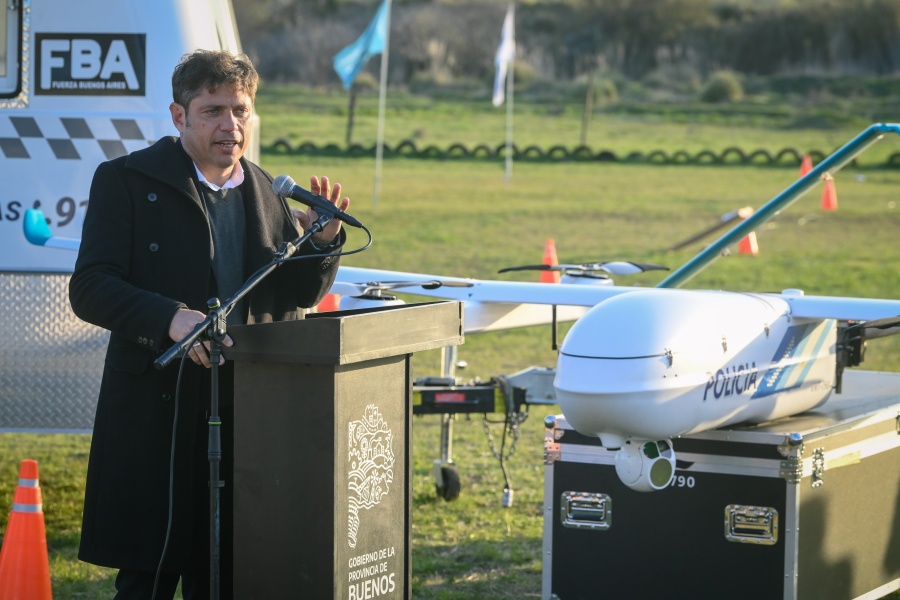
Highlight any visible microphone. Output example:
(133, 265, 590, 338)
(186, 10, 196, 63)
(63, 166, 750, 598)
(272, 174, 363, 228)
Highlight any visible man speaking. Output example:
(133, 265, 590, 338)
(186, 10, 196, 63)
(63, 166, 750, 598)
(70, 49, 349, 599)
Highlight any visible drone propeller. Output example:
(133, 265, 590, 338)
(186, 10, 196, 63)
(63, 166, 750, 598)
(498, 261, 669, 277)
(334, 279, 473, 298)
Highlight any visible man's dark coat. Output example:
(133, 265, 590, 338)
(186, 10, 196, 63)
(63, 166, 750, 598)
(70, 136, 342, 571)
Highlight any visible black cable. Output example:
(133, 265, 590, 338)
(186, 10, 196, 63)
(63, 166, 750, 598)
(487, 376, 518, 495)
(242, 224, 373, 284)
(500, 377, 515, 495)
(151, 350, 190, 600)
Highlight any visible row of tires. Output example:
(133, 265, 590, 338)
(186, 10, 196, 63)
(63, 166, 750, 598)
(268, 139, 900, 166)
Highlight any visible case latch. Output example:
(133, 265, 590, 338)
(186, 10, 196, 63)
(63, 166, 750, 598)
(544, 415, 561, 464)
(560, 492, 612, 531)
(811, 447, 826, 487)
(724, 504, 779, 545)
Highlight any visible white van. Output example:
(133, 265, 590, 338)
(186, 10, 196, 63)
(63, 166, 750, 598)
(0, 0, 255, 430)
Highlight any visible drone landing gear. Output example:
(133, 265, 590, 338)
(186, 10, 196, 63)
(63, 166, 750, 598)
(415, 349, 529, 507)
(417, 395, 521, 505)
(431, 412, 460, 501)
(433, 462, 461, 501)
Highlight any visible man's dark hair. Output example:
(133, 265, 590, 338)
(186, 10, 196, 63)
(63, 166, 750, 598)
(171, 50, 259, 109)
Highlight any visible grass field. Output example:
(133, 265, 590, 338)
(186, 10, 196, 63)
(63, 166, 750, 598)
(1, 86, 900, 598)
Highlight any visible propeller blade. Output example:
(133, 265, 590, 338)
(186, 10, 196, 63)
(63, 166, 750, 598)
(329, 282, 372, 296)
(376, 280, 473, 290)
(497, 264, 555, 273)
(499, 261, 669, 276)
(589, 261, 669, 275)
(627, 262, 670, 272)
(419, 280, 474, 289)
(332, 279, 474, 296)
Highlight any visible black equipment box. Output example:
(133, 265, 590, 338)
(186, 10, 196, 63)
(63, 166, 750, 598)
(413, 383, 526, 415)
(542, 370, 900, 600)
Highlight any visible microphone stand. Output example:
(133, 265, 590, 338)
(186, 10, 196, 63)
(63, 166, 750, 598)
(154, 213, 335, 600)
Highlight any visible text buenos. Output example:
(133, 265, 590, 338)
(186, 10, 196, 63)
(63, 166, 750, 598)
(348, 573, 396, 600)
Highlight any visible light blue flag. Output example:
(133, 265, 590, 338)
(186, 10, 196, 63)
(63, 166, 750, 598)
(333, 0, 390, 90)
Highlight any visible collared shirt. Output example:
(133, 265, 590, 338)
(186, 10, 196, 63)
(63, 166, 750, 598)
(195, 161, 245, 191)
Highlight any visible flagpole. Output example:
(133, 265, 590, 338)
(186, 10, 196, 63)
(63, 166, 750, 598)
(373, 0, 392, 208)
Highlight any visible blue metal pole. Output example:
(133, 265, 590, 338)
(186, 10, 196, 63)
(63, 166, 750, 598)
(657, 123, 900, 289)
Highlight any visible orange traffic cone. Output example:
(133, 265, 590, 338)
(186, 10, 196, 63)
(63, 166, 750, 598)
(315, 293, 341, 312)
(541, 239, 561, 284)
(0, 460, 52, 600)
(799, 154, 813, 177)
(735, 209, 759, 256)
(821, 173, 838, 211)
(738, 232, 759, 255)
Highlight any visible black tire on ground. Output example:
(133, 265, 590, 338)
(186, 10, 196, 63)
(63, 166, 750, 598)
(435, 465, 461, 501)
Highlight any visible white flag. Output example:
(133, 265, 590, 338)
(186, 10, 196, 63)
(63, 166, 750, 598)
(492, 4, 515, 107)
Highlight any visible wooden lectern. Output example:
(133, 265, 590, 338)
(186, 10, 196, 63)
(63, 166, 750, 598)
(224, 301, 463, 599)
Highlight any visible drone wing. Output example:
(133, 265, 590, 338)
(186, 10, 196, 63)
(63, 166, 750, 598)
(335, 267, 900, 334)
(770, 291, 900, 322)
(335, 266, 633, 306)
(334, 266, 636, 333)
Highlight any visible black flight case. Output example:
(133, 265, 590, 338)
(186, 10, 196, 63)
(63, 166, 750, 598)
(542, 370, 900, 600)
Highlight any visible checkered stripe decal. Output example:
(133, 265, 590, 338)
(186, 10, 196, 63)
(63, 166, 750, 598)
(0, 116, 156, 161)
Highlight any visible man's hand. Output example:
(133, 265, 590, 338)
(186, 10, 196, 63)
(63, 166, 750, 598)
(168, 308, 233, 368)
(292, 175, 350, 245)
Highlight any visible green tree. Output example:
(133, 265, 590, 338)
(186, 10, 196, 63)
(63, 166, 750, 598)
(591, 0, 711, 78)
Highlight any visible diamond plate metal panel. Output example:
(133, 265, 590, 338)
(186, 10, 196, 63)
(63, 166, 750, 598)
(0, 273, 106, 431)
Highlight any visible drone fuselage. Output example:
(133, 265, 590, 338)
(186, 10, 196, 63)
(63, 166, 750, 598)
(554, 289, 837, 449)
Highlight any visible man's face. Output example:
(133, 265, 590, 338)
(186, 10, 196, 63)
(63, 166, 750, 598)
(170, 84, 253, 185)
